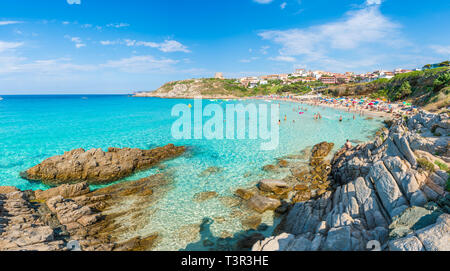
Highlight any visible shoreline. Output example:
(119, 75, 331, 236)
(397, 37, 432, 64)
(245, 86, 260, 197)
(248, 96, 394, 120)
(133, 94, 396, 120)
(1, 96, 448, 251)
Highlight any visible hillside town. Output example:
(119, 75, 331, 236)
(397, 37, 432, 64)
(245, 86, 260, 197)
(230, 62, 447, 88)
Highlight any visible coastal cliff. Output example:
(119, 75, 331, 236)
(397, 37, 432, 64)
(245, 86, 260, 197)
(133, 78, 248, 99)
(252, 111, 450, 251)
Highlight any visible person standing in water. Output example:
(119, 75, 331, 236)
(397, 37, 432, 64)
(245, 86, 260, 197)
(339, 116, 343, 122)
(345, 139, 352, 150)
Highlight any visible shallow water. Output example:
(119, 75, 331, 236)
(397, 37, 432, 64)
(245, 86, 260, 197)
(0, 95, 384, 250)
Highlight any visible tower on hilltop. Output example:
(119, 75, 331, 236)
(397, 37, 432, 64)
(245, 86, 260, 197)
(214, 72, 224, 79)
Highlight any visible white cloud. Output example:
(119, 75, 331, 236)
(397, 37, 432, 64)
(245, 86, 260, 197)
(260, 45, 270, 55)
(259, 4, 404, 69)
(0, 38, 183, 77)
(102, 55, 178, 73)
(0, 53, 178, 75)
(70, 37, 82, 43)
(0, 41, 23, 53)
(102, 39, 190, 53)
(124, 39, 136, 46)
(67, 0, 81, 5)
(366, 0, 382, 6)
(65, 35, 86, 48)
(0, 52, 97, 75)
(0, 21, 23, 26)
(430, 45, 450, 55)
(100, 40, 117, 45)
(137, 40, 190, 53)
(107, 23, 130, 28)
(280, 2, 287, 9)
(253, 0, 273, 4)
(240, 57, 260, 63)
(269, 56, 296, 62)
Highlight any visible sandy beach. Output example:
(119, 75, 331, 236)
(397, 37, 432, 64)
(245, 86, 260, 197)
(247, 95, 396, 120)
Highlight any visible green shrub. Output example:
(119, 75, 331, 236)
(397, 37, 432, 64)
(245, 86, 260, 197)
(417, 158, 436, 172)
(434, 160, 449, 172)
(434, 72, 450, 91)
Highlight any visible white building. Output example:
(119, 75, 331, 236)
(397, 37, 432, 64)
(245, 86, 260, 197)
(292, 68, 308, 77)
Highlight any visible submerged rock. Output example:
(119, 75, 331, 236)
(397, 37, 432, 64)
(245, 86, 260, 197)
(234, 188, 254, 200)
(277, 159, 289, 168)
(262, 164, 278, 172)
(21, 144, 186, 186)
(247, 195, 281, 213)
(258, 179, 290, 195)
(241, 215, 262, 230)
(198, 167, 222, 177)
(35, 182, 90, 201)
(193, 191, 218, 202)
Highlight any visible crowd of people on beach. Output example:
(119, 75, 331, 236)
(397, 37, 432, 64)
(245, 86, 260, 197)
(252, 94, 418, 119)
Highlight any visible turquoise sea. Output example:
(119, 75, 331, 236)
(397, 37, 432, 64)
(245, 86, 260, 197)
(0, 95, 384, 250)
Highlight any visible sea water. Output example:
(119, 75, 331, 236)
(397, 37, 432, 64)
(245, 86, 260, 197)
(0, 95, 384, 250)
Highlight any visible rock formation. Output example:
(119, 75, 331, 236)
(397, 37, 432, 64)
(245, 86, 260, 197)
(2, 111, 449, 251)
(1, 173, 174, 251)
(253, 111, 449, 251)
(20, 144, 186, 186)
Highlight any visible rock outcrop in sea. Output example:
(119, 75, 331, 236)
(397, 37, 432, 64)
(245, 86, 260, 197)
(20, 144, 186, 186)
(253, 111, 449, 251)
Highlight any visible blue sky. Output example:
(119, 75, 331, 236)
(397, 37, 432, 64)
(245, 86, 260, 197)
(0, 0, 449, 94)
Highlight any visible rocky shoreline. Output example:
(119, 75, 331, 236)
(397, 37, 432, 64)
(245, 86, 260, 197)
(1, 144, 186, 251)
(0, 173, 173, 251)
(252, 110, 449, 251)
(1, 112, 448, 251)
